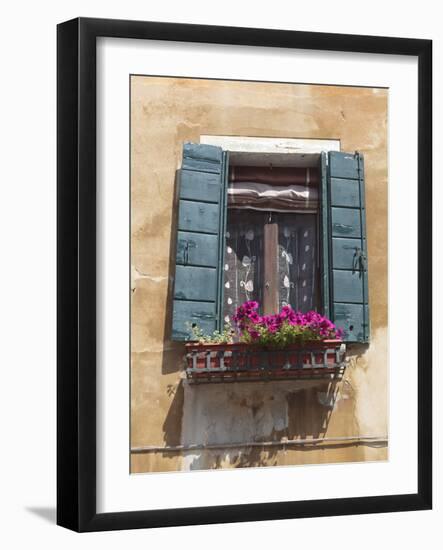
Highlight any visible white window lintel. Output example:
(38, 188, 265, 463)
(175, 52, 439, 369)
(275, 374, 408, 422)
(200, 135, 340, 155)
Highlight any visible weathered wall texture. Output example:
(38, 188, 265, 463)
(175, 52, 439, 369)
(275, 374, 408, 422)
(130, 76, 388, 473)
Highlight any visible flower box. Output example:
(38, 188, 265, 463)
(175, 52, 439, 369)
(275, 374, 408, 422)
(185, 340, 345, 383)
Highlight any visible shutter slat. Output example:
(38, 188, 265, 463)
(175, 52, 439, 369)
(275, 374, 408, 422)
(172, 300, 217, 340)
(323, 151, 370, 343)
(334, 303, 365, 342)
(182, 143, 223, 173)
(332, 237, 367, 270)
(180, 170, 221, 203)
(329, 152, 360, 179)
(333, 270, 364, 303)
(330, 177, 360, 207)
(174, 266, 217, 302)
(178, 200, 220, 234)
(176, 231, 219, 267)
(171, 143, 226, 341)
(331, 207, 361, 238)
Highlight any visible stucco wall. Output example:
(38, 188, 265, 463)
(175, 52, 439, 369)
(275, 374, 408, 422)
(130, 76, 388, 473)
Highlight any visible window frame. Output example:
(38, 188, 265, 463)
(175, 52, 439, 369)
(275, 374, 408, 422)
(172, 139, 369, 343)
(223, 189, 322, 318)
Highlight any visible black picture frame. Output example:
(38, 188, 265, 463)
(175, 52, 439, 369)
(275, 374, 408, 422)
(57, 17, 432, 532)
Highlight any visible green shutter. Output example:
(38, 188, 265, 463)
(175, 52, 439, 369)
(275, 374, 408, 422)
(171, 143, 228, 341)
(321, 151, 369, 343)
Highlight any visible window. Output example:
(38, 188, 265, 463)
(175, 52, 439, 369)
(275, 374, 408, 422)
(223, 162, 321, 321)
(172, 142, 369, 343)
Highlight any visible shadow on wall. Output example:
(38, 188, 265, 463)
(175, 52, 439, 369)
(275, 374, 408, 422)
(346, 342, 370, 367)
(178, 379, 345, 471)
(161, 169, 185, 375)
(286, 382, 338, 440)
(162, 379, 184, 447)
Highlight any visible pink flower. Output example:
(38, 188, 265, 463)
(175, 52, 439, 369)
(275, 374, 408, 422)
(232, 301, 342, 344)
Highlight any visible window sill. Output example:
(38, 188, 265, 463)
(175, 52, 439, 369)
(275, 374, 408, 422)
(184, 340, 346, 384)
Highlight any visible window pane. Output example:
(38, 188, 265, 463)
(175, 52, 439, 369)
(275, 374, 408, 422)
(223, 210, 266, 323)
(277, 213, 319, 312)
(223, 210, 319, 321)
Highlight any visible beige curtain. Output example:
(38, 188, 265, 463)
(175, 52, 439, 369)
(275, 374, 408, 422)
(227, 166, 319, 212)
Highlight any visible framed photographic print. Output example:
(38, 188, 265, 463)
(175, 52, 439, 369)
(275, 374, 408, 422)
(57, 17, 432, 531)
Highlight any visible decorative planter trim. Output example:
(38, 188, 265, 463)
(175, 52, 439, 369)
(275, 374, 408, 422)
(185, 340, 346, 383)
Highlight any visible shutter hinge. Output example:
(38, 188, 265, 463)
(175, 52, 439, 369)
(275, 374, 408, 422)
(353, 247, 367, 274)
(355, 151, 361, 179)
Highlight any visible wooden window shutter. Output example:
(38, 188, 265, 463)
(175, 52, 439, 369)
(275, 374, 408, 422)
(320, 151, 370, 342)
(171, 143, 228, 340)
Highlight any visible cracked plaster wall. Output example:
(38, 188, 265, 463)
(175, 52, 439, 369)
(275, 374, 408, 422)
(130, 76, 388, 473)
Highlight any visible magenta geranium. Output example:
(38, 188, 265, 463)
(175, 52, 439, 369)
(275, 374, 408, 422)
(233, 301, 343, 347)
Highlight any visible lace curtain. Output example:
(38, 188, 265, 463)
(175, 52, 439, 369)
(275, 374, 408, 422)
(277, 212, 319, 312)
(223, 210, 318, 323)
(223, 210, 264, 324)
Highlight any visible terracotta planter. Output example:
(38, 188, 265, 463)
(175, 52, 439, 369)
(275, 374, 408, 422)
(184, 340, 345, 382)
